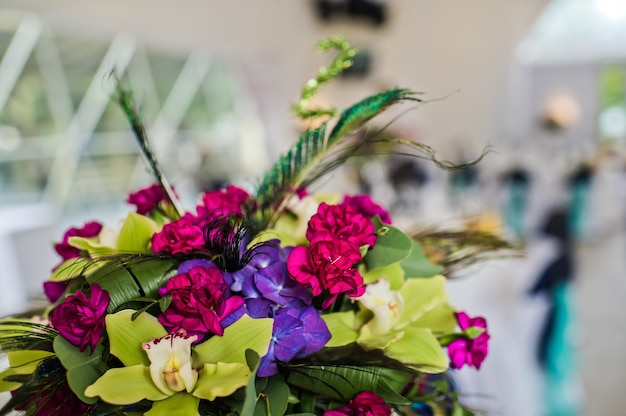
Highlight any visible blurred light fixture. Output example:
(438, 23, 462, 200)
(542, 91, 581, 132)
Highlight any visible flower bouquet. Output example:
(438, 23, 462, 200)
(0, 37, 504, 416)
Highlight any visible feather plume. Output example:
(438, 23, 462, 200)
(253, 88, 423, 229)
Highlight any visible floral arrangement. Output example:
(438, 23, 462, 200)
(0, 37, 504, 416)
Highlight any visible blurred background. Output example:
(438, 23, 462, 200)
(0, 0, 625, 415)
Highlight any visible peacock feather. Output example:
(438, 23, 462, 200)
(253, 88, 424, 229)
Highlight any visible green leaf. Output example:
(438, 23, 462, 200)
(194, 316, 272, 365)
(259, 373, 290, 416)
(84, 364, 169, 404)
(361, 262, 405, 290)
(287, 366, 380, 401)
(240, 350, 260, 416)
(400, 240, 443, 278)
(116, 212, 158, 252)
(364, 217, 413, 270)
(193, 362, 250, 401)
(85, 263, 142, 313)
(322, 312, 358, 347)
(383, 327, 448, 373)
(53, 336, 105, 404)
(106, 309, 167, 367)
(129, 259, 177, 298)
(375, 378, 411, 405)
(145, 393, 200, 416)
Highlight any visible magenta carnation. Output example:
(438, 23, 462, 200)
(324, 391, 391, 416)
(43, 280, 70, 303)
(158, 263, 244, 339)
(287, 238, 365, 308)
(127, 184, 167, 215)
(342, 194, 392, 224)
(151, 213, 205, 254)
(448, 311, 490, 370)
(49, 284, 110, 352)
(197, 185, 251, 219)
(54, 221, 102, 262)
(306, 203, 376, 249)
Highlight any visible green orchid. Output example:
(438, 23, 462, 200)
(84, 310, 272, 415)
(323, 275, 457, 373)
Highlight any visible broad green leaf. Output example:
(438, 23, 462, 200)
(413, 302, 457, 332)
(400, 240, 443, 278)
(193, 362, 250, 401)
(146, 392, 200, 416)
(322, 312, 358, 347)
(364, 217, 412, 270)
(53, 336, 104, 404)
(397, 275, 448, 329)
(106, 310, 167, 367)
(116, 212, 158, 252)
(258, 373, 290, 416)
(376, 377, 411, 405)
(287, 365, 381, 401)
(361, 262, 405, 290)
(86, 265, 142, 313)
(84, 364, 168, 404)
(194, 316, 272, 365)
(129, 259, 177, 298)
(384, 327, 448, 373)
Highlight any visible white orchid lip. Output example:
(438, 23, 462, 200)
(142, 330, 199, 395)
(358, 278, 404, 335)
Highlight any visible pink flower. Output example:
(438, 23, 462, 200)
(342, 194, 392, 224)
(151, 213, 205, 254)
(127, 184, 168, 215)
(287, 238, 365, 309)
(54, 221, 102, 261)
(49, 284, 110, 352)
(448, 311, 490, 370)
(324, 391, 391, 416)
(158, 263, 244, 339)
(196, 185, 251, 219)
(43, 280, 70, 303)
(306, 203, 376, 249)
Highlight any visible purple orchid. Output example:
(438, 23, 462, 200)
(257, 305, 331, 377)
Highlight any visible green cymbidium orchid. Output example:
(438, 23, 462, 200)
(84, 310, 272, 416)
(323, 275, 457, 373)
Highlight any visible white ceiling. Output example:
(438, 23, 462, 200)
(518, 0, 626, 65)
